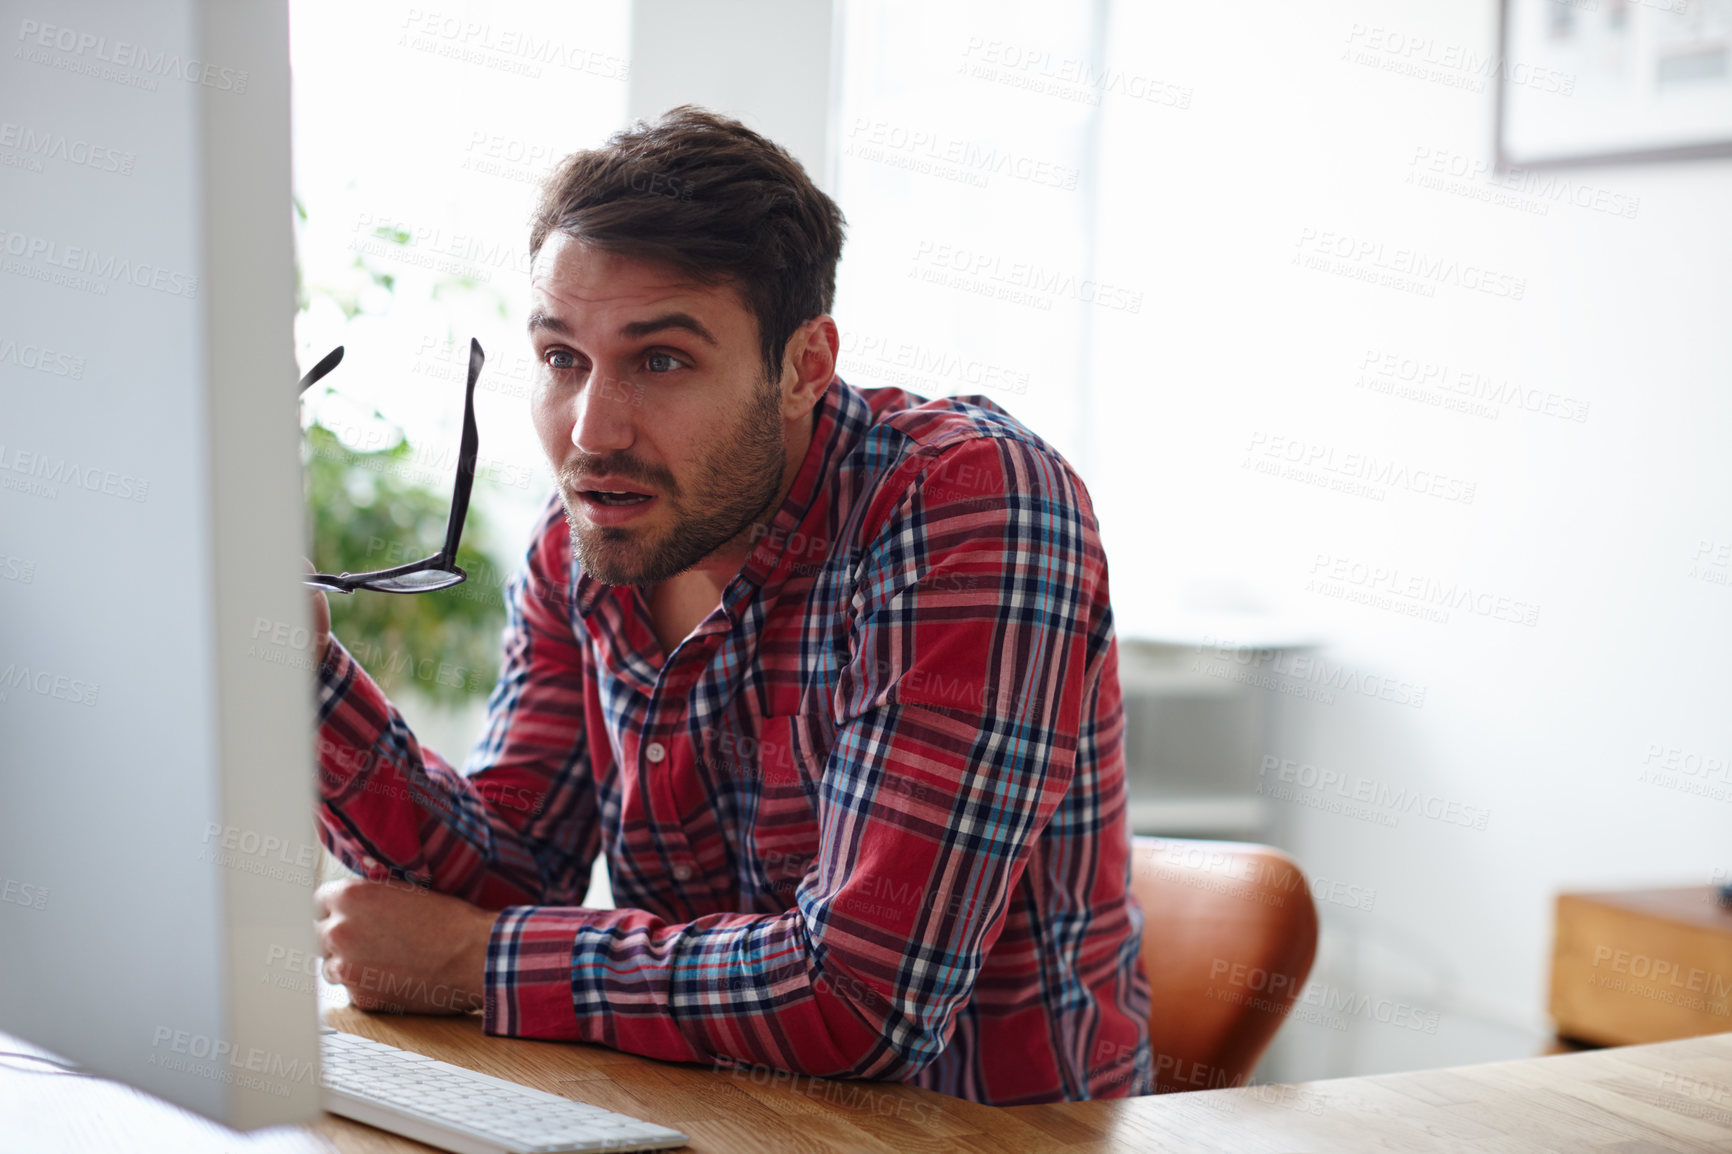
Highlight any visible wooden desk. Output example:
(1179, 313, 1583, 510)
(6, 1009, 1732, 1153)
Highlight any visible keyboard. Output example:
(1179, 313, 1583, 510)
(319, 1028, 689, 1154)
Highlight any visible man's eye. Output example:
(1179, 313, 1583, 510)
(645, 352, 685, 373)
(546, 349, 577, 371)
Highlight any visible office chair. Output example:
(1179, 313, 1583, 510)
(1129, 836, 1320, 1094)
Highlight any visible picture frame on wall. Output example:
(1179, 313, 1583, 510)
(1498, 0, 1732, 168)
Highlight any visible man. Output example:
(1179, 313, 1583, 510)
(310, 106, 1151, 1105)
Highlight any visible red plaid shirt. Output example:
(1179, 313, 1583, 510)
(313, 376, 1152, 1104)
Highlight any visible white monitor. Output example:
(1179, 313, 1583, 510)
(0, 0, 320, 1128)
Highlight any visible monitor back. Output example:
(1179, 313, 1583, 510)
(0, 0, 320, 1128)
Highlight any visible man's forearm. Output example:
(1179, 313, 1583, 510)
(481, 902, 911, 1080)
(314, 638, 561, 909)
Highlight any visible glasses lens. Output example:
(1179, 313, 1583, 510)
(364, 569, 466, 593)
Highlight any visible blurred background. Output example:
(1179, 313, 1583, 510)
(288, 0, 1732, 1085)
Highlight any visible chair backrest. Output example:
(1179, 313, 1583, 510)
(1128, 836, 1319, 1094)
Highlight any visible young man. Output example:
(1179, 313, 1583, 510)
(310, 106, 1152, 1105)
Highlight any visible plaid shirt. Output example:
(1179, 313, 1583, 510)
(313, 376, 1152, 1104)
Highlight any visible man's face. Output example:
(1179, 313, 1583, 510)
(527, 234, 789, 587)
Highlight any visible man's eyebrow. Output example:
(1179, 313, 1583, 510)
(526, 310, 571, 337)
(618, 312, 719, 346)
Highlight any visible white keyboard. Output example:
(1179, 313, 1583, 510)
(319, 1028, 688, 1154)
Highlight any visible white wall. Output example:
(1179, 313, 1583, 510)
(1082, 0, 1732, 1076)
(628, 0, 836, 187)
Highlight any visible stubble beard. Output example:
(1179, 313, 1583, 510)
(560, 377, 787, 587)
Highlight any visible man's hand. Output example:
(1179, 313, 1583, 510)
(304, 559, 331, 666)
(314, 877, 495, 1015)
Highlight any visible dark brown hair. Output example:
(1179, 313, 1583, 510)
(530, 106, 847, 383)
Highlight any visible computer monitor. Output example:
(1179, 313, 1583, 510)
(0, 0, 321, 1128)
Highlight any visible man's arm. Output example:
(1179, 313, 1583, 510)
(314, 500, 599, 911)
(484, 434, 1108, 1079)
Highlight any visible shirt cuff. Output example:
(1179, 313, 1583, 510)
(483, 906, 587, 1041)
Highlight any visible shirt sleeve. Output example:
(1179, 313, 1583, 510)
(485, 434, 1106, 1080)
(314, 499, 599, 910)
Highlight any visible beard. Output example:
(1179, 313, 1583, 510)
(557, 376, 787, 587)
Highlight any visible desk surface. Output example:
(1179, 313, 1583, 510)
(5, 1008, 1732, 1153)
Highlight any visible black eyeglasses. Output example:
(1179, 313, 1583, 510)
(298, 339, 484, 594)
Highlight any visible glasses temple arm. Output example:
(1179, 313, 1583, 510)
(438, 338, 483, 562)
(298, 346, 345, 395)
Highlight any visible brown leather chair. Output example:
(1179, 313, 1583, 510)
(1129, 836, 1319, 1093)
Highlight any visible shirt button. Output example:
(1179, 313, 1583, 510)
(361, 856, 378, 870)
(645, 741, 666, 763)
(672, 864, 694, 882)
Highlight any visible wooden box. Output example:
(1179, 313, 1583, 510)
(1550, 887, 1732, 1045)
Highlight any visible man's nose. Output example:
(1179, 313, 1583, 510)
(570, 373, 637, 454)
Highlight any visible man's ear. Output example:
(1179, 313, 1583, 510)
(778, 315, 839, 420)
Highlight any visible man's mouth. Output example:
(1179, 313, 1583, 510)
(583, 490, 652, 506)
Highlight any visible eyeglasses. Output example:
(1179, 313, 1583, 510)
(298, 339, 484, 594)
